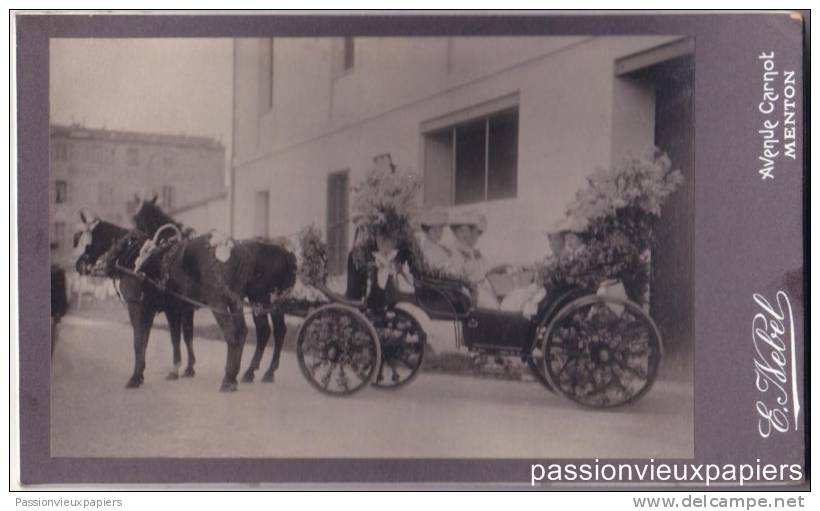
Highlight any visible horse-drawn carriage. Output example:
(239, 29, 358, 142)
(289, 261, 662, 409)
(72, 152, 678, 408)
(74, 200, 661, 408)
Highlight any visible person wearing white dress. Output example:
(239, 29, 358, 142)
(447, 210, 499, 309)
(416, 208, 452, 272)
(499, 218, 586, 317)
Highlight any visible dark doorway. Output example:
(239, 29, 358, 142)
(642, 55, 694, 370)
(326, 170, 349, 276)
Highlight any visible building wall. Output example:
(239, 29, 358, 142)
(173, 194, 229, 234)
(232, 36, 679, 266)
(49, 125, 226, 266)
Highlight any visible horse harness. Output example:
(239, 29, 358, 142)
(97, 228, 184, 306)
(99, 228, 282, 317)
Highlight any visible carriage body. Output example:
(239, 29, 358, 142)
(72, 198, 663, 404)
(294, 266, 663, 409)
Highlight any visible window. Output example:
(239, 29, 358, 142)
(423, 107, 519, 206)
(55, 180, 68, 204)
(89, 144, 103, 163)
(163, 150, 177, 169)
(127, 147, 139, 166)
(259, 38, 274, 112)
(254, 190, 269, 237)
(52, 143, 68, 162)
(343, 37, 355, 71)
(333, 37, 355, 77)
(161, 185, 175, 210)
(52, 222, 66, 248)
(98, 182, 114, 207)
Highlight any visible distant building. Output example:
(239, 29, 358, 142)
(231, 36, 694, 354)
(49, 123, 226, 266)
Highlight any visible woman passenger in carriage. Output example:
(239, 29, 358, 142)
(498, 217, 587, 316)
(447, 210, 499, 309)
(416, 208, 452, 271)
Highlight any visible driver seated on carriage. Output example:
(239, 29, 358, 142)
(344, 212, 414, 312)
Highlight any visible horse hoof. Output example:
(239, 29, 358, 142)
(219, 382, 238, 393)
(240, 372, 255, 383)
(125, 378, 143, 389)
(182, 368, 195, 378)
(261, 372, 275, 383)
(166, 372, 179, 381)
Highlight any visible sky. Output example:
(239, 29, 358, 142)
(50, 38, 233, 153)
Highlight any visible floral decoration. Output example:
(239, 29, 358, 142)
(296, 224, 328, 288)
(565, 148, 683, 233)
(540, 149, 684, 302)
(351, 164, 422, 246)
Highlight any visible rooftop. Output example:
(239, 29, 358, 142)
(50, 123, 224, 150)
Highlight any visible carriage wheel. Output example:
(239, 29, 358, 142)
(296, 304, 381, 397)
(372, 309, 426, 390)
(540, 295, 662, 409)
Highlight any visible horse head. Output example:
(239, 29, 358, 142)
(132, 193, 183, 239)
(74, 211, 128, 275)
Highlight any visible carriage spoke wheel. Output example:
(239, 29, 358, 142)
(372, 309, 426, 389)
(540, 295, 662, 409)
(296, 304, 381, 397)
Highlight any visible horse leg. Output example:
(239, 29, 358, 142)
(126, 303, 154, 388)
(181, 308, 196, 377)
(215, 301, 247, 393)
(165, 311, 182, 380)
(241, 312, 270, 383)
(262, 312, 286, 383)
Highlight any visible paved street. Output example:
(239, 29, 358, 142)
(51, 314, 693, 459)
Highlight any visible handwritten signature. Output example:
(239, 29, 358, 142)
(752, 291, 800, 438)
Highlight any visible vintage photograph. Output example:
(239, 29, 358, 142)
(50, 34, 695, 459)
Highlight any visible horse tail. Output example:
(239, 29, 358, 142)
(282, 248, 298, 292)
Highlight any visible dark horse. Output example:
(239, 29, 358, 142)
(132, 197, 296, 383)
(74, 212, 197, 382)
(76, 210, 279, 391)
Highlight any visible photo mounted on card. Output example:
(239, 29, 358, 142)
(14, 11, 806, 487)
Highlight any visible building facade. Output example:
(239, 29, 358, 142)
(231, 36, 694, 357)
(171, 192, 230, 234)
(49, 124, 226, 266)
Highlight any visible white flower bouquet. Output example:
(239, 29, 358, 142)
(540, 148, 685, 303)
(565, 148, 684, 233)
(351, 164, 422, 242)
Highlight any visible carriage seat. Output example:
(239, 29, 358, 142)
(408, 273, 473, 320)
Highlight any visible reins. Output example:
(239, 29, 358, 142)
(98, 228, 282, 317)
(111, 262, 286, 317)
(83, 214, 400, 319)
